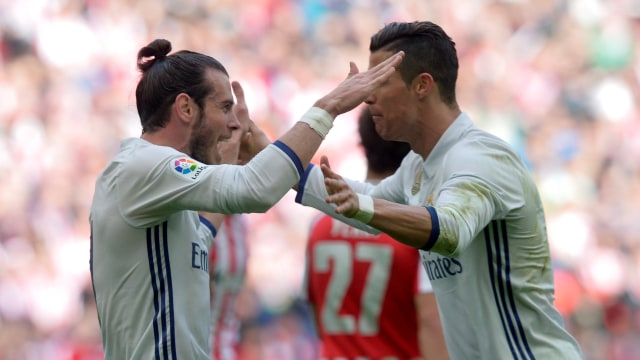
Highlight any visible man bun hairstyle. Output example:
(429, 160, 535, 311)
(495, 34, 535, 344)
(134, 39, 229, 133)
(137, 39, 172, 72)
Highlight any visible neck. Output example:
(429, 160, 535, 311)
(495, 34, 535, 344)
(410, 104, 461, 160)
(141, 129, 190, 155)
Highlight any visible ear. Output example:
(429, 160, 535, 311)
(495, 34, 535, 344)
(413, 73, 435, 99)
(174, 93, 197, 124)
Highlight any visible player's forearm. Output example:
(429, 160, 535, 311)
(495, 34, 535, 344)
(368, 200, 457, 255)
(415, 293, 450, 360)
(276, 119, 326, 170)
(418, 321, 450, 360)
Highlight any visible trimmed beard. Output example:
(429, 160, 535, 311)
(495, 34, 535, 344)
(189, 112, 219, 165)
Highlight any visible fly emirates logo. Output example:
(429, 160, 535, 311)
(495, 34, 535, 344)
(422, 254, 463, 281)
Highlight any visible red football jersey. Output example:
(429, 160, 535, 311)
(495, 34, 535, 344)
(305, 215, 430, 360)
(209, 214, 249, 360)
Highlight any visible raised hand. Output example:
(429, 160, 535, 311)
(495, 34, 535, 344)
(231, 81, 251, 134)
(216, 81, 244, 165)
(232, 81, 271, 165)
(219, 81, 271, 165)
(314, 51, 404, 118)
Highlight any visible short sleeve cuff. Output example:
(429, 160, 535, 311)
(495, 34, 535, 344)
(420, 206, 439, 251)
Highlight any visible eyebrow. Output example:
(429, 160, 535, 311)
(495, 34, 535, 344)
(220, 99, 235, 108)
(208, 96, 234, 108)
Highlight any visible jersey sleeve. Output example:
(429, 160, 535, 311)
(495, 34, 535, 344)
(430, 139, 528, 257)
(296, 165, 381, 234)
(118, 143, 301, 228)
(198, 215, 217, 249)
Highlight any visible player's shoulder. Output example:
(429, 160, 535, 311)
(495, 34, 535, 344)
(122, 138, 182, 163)
(447, 127, 524, 177)
(119, 138, 198, 178)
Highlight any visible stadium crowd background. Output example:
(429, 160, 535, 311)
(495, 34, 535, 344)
(0, 0, 639, 359)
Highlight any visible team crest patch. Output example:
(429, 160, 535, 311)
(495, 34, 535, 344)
(411, 171, 423, 195)
(174, 158, 198, 174)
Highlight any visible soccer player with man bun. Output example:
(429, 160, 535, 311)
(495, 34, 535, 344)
(89, 38, 403, 359)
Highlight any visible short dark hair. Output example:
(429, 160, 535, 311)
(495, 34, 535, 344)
(358, 107, 411, 174)
(135, 39, 229, 133)
(370, 21, 458, 106)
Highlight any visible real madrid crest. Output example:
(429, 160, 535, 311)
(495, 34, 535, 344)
(411, 170, 423, 195)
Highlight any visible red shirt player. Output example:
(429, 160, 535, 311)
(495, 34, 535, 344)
(208, 214, 249, 360)
(303, 108, 449, 360)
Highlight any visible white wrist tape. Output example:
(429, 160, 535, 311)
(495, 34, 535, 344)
(298, 107, 333, 139)
(353, 193, 374, 224)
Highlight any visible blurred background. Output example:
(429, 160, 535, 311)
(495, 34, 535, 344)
(0, 0, 639, 359)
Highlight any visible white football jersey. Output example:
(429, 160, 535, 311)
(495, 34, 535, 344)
(90, 137, 298, 359)
(297, 113, 584, 359)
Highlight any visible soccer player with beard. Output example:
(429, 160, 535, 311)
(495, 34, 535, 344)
(89, 38, 404, 359)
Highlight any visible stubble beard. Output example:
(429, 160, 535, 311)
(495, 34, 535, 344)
(189, 113, 219, 165)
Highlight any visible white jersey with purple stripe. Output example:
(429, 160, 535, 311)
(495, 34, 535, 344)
(90, 137, 301, 360)
(296, 113, 584, 359)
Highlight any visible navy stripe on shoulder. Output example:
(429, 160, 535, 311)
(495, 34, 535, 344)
(420, 206, 440, 251)
(295, 164, 315, 204)
(199, 215, 217, 238)
(273, 140, 304, 178)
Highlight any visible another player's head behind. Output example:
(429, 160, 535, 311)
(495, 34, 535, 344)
(369, 21, 459, 108)
(358, 107, 411, 181)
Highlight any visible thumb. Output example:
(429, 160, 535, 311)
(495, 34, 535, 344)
(320, 155, 331, 170)
(347, 62, 359, 78)
(320, 155, 341, 181)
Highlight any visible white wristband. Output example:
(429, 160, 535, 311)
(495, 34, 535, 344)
(353, 193, 374, 224)
(298, 107, 333, 139)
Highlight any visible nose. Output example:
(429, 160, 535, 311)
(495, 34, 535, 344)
(364, 93, 375, 105)
(229, 112, 240, 131)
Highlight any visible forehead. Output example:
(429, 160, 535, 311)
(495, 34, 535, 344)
(204, 69, 232, 101)
(368, 50, 396, 69)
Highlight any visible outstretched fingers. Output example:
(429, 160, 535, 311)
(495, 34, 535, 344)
(231, 81, 251, 133)
(365, 51, 404, 85)
(231, 80, 245, 102)
(230, 80, 271, 164)
(313, 51, 404, 118)
(320, 155, 359, 216)
(320, 156, 339, 194)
